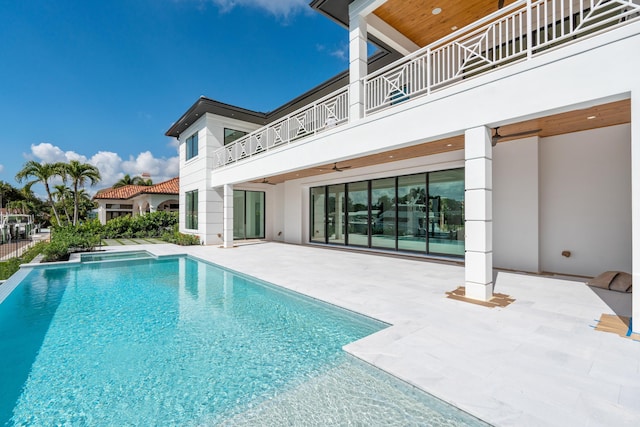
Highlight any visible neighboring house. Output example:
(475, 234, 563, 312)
(93, 177, 179, 224)
(166, 1, 640, 330)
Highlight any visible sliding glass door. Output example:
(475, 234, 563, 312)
(233, 190, 265, 240)
(309, 168, 464, 257)
(310, 187, 326, 243)
(347, 181, 369, 247)
(428, 169, 465, 256)
(371, 178, 396, 249)
(397, 174, 427, 253)
(327, 184, 345, 245)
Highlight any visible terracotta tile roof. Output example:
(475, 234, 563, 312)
(93, 185, 144, 200)
(141, 177, 179, 195)
(94, 177, 179, 200)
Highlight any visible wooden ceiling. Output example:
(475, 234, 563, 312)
(374, 0, 519, 48)
(252, 99, 630, 185)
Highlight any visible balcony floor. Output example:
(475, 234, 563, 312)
(105, 242, 639, 426)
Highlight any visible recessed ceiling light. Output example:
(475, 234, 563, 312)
(389, 155, 394, 158)
(587, 115, 596, 119)
(432, 7, 442, 15)
(446, 143, 453, 147)
(451, 26, 458, 31)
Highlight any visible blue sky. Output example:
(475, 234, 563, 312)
(0, 0, 349, 194)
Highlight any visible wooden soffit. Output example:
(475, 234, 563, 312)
(373, 0, 519, 48)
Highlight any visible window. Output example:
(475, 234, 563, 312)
(224, 128, 248, 145)
(185, 190, 198, 230)
(185, 133, 198, 160)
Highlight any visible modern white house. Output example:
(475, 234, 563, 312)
(166, 0, 640, 331)
(93, 177, 179, 224)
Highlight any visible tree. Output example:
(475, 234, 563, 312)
(113, 174, 152, 188)
(6, 199, 29, 214)
(0, 180, 21, 210)
(62, 160, 101, 225)
(15, 161, 66, 225)
(53, 184, 73, 225)
(73, 189, 97, 221)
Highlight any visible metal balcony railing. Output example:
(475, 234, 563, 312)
(365, 0, 640, 115)
(214, 88, 348, 168)
(213, 0, 640, 169)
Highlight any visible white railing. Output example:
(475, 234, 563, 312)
(365, 0, 640, 115)
(214, 87, 348, 168)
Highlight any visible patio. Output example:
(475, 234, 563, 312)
(97, 242, 640, 426)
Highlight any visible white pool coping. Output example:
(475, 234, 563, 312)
(15, 242, 640, 426)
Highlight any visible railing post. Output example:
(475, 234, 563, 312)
(527, 0, 533, 59)
(426, 48, 432, 95)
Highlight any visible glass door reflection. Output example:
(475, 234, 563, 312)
(428, 169, 465, 256)
(327, 184, 346, 245)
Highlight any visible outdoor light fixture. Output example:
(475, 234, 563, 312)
(432, 7, 442, 15)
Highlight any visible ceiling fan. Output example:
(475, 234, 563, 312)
(492, 127, 541, 146)
(331, 162, 352, 172)
(260, 178, 277, 185)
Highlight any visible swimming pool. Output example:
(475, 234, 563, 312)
(0, 255, 488, 425)
(79, 250, 155, 262)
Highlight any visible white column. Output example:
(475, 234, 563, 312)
(223, 184, 234, 248)
(349, 13, 367, 121)
(464, 126, 493, 301)
(98, 205, 106, 225)
(632, 90, 640, 333)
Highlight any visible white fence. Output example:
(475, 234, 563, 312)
(365, 0, 640, 114)
(214, 88, 348, 168)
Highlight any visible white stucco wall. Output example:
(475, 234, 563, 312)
(539, 124, 631, 277)
(493, 137, 540, 272)
(179, 114, 261, 244)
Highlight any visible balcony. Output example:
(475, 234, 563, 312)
(214, 0, 640, 169)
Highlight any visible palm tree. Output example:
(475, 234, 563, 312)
(139, 176, 153, 186)
(15, 161, 66, 225)
(6, 199, 29, 214)
(73, 189, 97, 221)
(113, 174, 136, 188)
(113, 174, 152, 188)
(53, 184, 72, 225)
(62, 160, 101, 225)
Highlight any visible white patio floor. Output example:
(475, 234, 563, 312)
(101, 242, 640, 426)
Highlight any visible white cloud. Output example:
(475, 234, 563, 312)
(316, 42, 348, 62)
(30, 142, 70, 163)
(0, 164, 4, 173)
(167, 137, 180, 151)
(207, 0, 309, 19)
(122, 151, 180, 184)
(27, 143, 179, 194)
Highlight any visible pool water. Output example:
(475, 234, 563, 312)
(0, 256, 488, 426)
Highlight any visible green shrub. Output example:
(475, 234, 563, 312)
(161, 230, 200, 246)
(42, 239, 71, 262)
(43, 222, 103, 262)
(103, 211, 178, 239)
